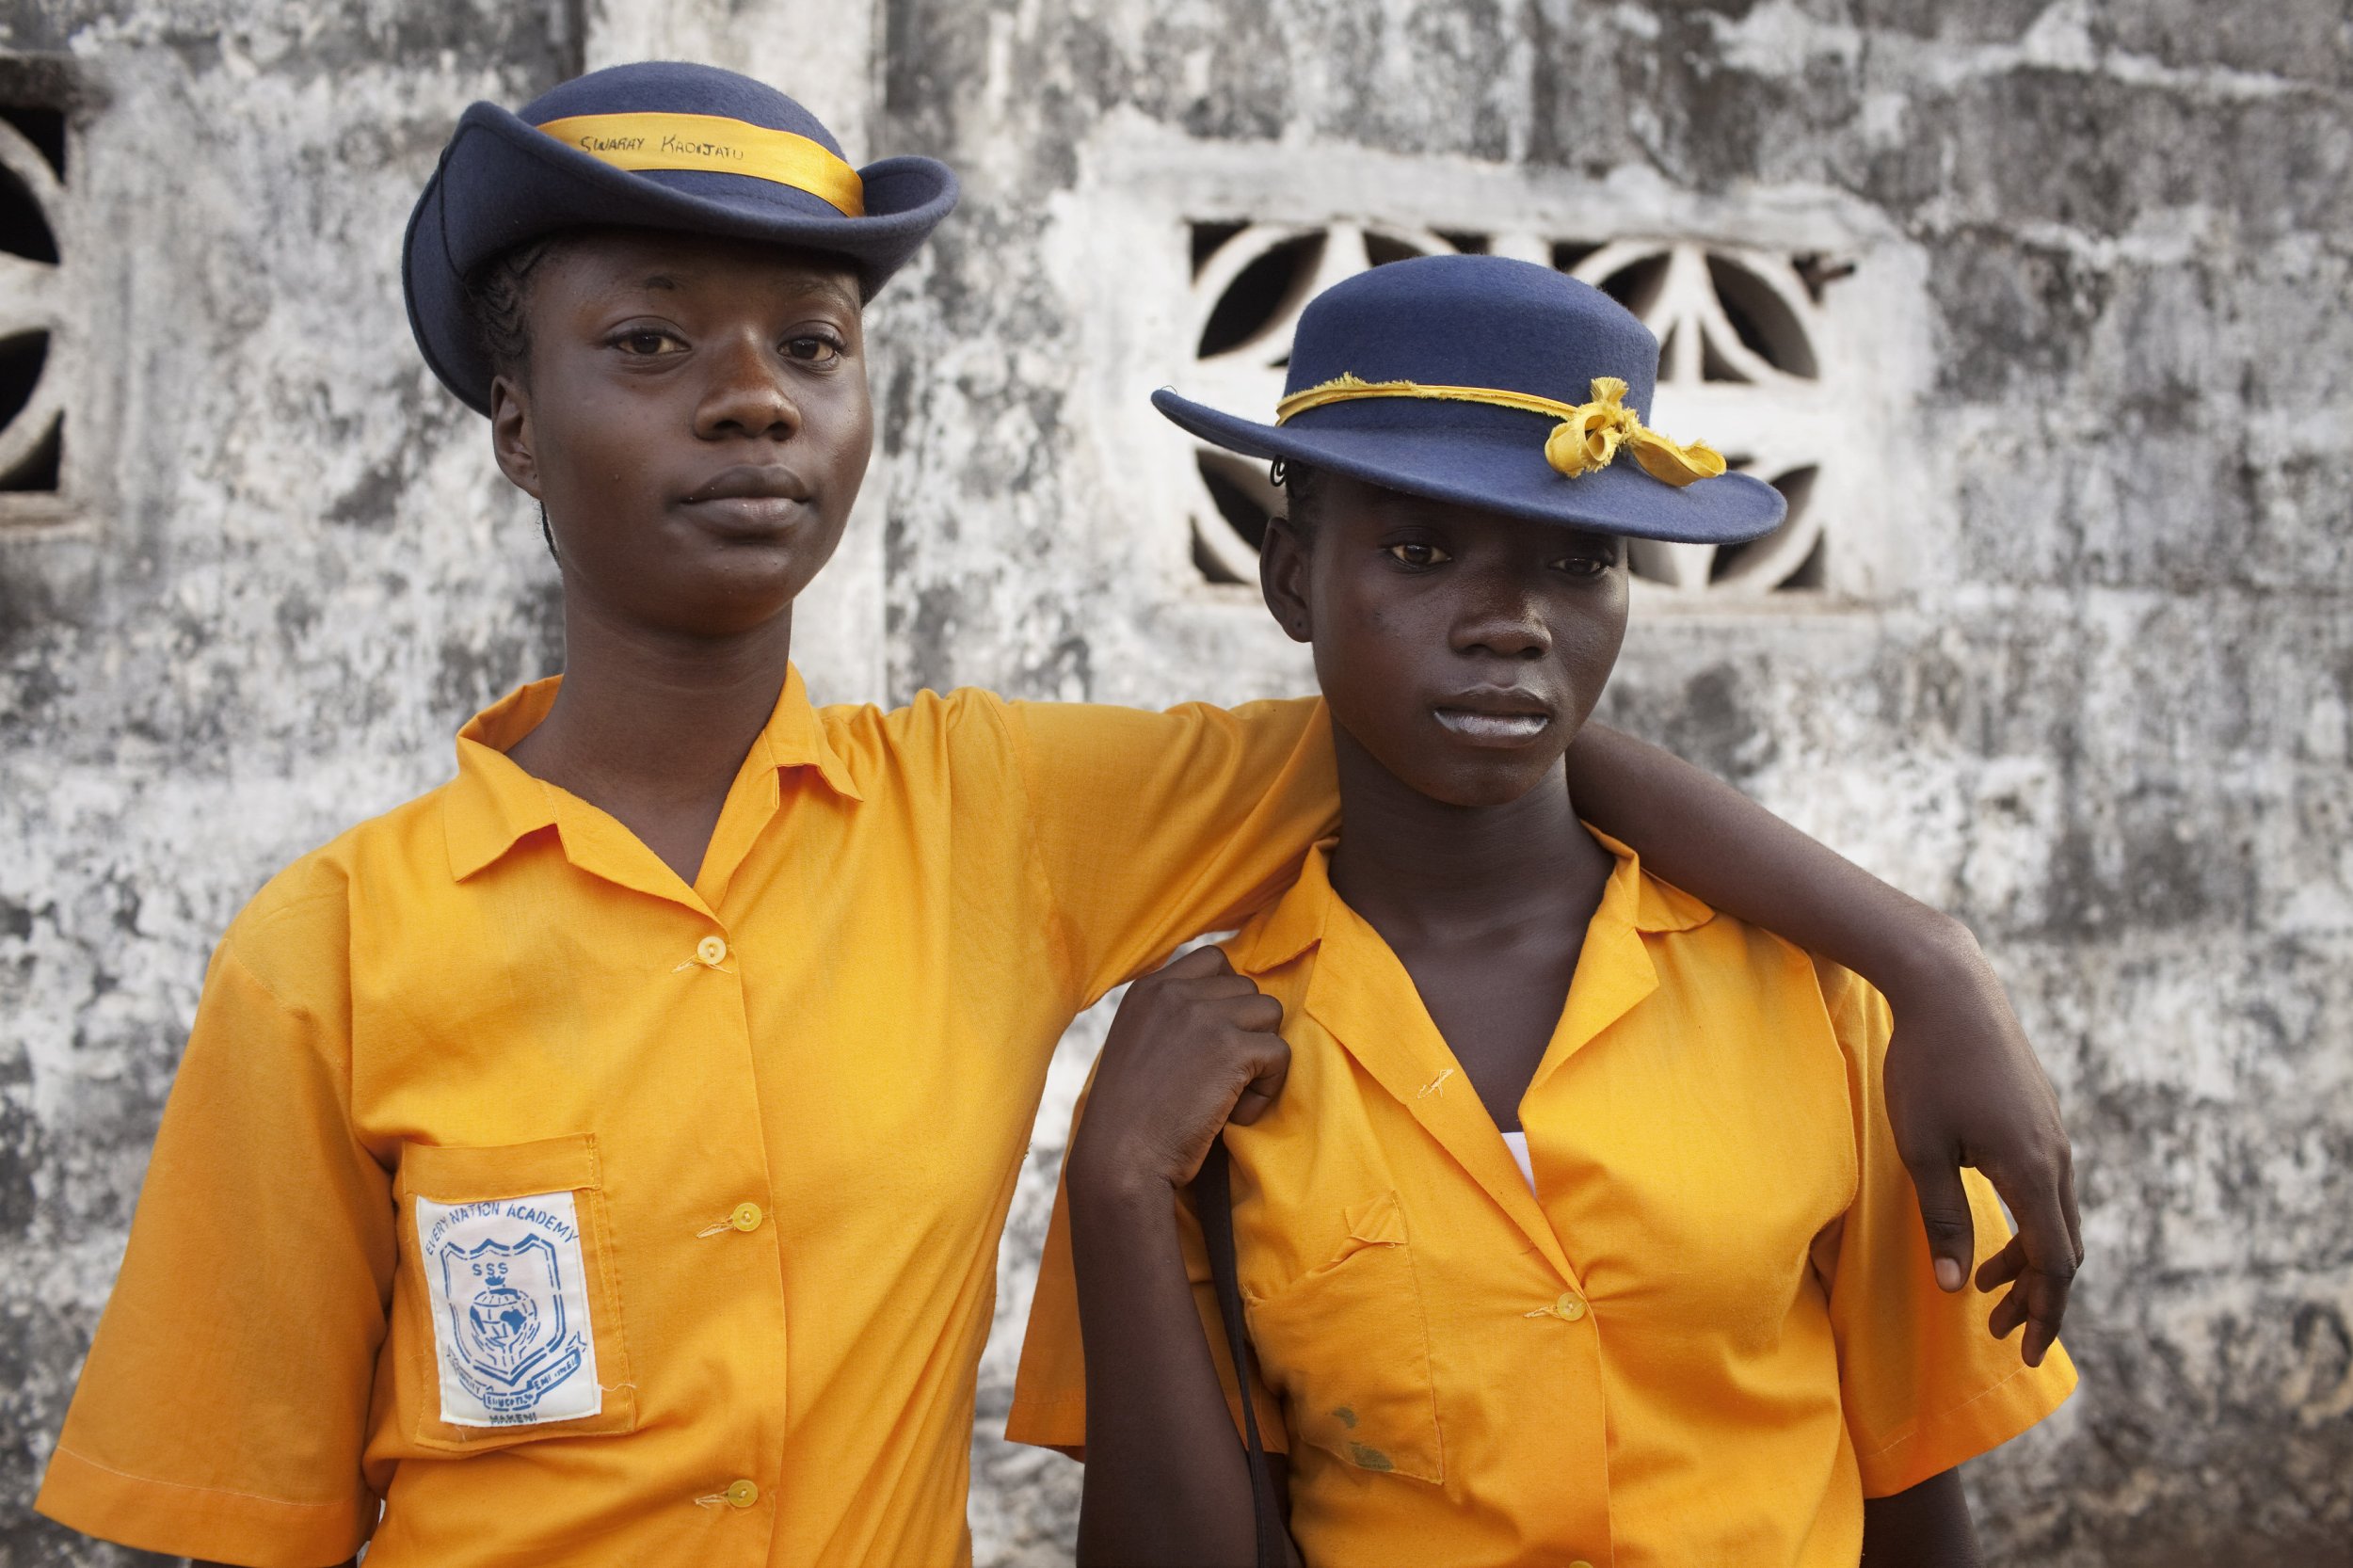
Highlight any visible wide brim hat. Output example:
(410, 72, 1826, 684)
(1156, 255, 1785, 545)
(405, 60, 958, 415)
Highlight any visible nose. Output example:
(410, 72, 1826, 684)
(694, 331, 800, 441)
(1451, 573, 1553, 662)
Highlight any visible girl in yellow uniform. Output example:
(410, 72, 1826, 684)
(1010, 257, 2076, 1567)
(38, 65, 2073, 1568)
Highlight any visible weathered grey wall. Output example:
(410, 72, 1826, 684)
(1, 2, 2347, 1565)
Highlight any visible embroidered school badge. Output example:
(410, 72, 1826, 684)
(415, 1192, 601, 1427)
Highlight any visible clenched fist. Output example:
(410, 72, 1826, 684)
(1067, 947, 1290, 1204)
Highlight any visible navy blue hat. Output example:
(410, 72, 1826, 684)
(405, 61, 958, 414)
(1158, 255, 1785, 544)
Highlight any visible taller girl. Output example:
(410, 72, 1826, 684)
(38, 62, 2075, 1568)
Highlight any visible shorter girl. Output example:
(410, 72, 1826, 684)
(1009, 256, 2076, 1567)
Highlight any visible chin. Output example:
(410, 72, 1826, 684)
(634, 579, 798, 639)
(1402, 759, 1562, 810)
(700, 549, 824, 605)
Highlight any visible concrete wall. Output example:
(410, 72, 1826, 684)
(2, 2, 2347, 1563)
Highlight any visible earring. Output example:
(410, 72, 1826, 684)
(537, 502, 558, 563)
(1269, 457, 1289, 488)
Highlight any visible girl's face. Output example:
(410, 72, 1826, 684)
(1263, 472, 1630, 808)
(488, 231, 873, 639)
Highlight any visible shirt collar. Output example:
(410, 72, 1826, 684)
(1235, 824, 1711, 1290)
(441, 664, 862, 883)
(741, 663, 865, 804)
(1226, 824, 1714, 977)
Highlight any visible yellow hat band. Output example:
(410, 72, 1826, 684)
(534, 112, 866, 217)
(1274, 373, 1727, 488)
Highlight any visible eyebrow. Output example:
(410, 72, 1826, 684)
(618, 270, 857, 310)
(783, 272, 862, 312)
(820, 276, 862, 307)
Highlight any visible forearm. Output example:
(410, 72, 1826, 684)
(1069, 1172, 1270, 1568)
(1569, 726, 2082, 1346)
(1566, 723, 1973, 993)
(1861, 1469, 1981, 1567)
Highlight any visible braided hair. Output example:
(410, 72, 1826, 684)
(464, 238, 568, 557)
(465, 237, 563, 387)
(1271, 457, 1324, 545)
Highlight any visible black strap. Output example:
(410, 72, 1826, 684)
(1193, 1139, 1289, 1568)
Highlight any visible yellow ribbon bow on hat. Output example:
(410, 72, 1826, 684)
(1273, 373, 1726, 488)
(1541, 377, 1725, 486)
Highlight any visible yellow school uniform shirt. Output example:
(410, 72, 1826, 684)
(36, 667, 1335, 1568)
(1009, 834, 2075, 1568)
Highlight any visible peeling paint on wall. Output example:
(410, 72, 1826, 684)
(2, 2, 2348, 1565)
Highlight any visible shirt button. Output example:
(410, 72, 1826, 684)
(1554, 1292, 1588, 1321)
(696, 935, 728, 967)
(725, 1479, 760, 1509)
(1569, 1560, 1595, 1568)
(729, 1202, 764, 1233)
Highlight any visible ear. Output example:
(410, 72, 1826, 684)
(1259, 516, 1313, 645)
(488, 375, 543, 500)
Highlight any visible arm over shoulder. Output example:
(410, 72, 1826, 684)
(1006, 697, 1334, 1003)
(1812, 961, 2076, 1497)
(37, 874, 392, 1568)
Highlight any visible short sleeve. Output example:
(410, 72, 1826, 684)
(1008, 697, 1335, 1005)
(36, 888, 394, 1567)
(1812, 960, 2076, 1496)
(1006, 1085, 1289, 1459)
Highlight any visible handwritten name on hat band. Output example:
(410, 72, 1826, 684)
(534, 111, 867, 216)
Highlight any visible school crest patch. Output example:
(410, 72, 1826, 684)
(415, 1192, 601, 1427)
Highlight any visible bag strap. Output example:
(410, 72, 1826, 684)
(1193, 1138, 1289, 1568)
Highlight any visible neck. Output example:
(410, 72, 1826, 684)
(509, 591, 797, 807)
(1325, 725, 1613, 949)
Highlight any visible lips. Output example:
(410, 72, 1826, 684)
(1434, 710, 1549, 741)
(680, 466, 814, 535)
(1432, 689, 1555, 744)
(683, 466, 812, 504)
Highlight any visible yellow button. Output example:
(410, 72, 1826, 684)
(1569, 1560, 1595, 1568)
(696, 935, 728, 967)
(725, 1479, 760, 1509)
(1554, 1293, 1588, 1321)
(729, 1202, 764, 1233)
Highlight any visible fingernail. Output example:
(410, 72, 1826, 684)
(1935, 1257, 1963, 1292)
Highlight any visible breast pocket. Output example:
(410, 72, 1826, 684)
(393, 1134, 637, 1450)
(1244, 1191, 1444, 1483)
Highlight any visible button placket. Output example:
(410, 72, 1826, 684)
(664, 901, 786, 1541)
(682, 936, 763, 1240)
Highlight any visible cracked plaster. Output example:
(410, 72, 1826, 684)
(1, 2, 2347, 1564)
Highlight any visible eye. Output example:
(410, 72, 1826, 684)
(1385, 541, 1452, 568)
(783, 332, 844, 366)
(613, 328, 686, 357)
(1555, 551, 1618, 579)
